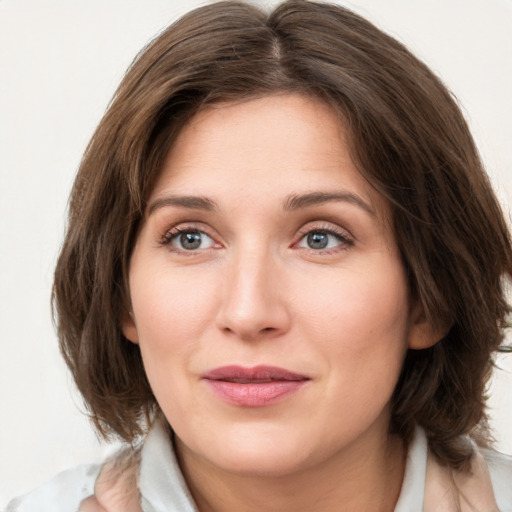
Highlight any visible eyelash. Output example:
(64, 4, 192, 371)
(160, 225, 218, 254)
(160, 223, 354, 255)
(294, 224, 354, 254)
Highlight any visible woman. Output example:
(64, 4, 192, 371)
(6, 1, 512, 510)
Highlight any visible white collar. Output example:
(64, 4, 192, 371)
(139, 421, 198, 512)
(394, 426, 427, 511)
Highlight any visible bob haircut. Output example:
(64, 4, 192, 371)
(54, 0, 512, 469)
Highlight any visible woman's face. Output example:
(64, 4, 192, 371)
(123, 94, 433, 477)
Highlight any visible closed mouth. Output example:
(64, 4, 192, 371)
(201, 365, 310, 407)
(201, 365, 310, 383)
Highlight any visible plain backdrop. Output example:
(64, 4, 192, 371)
(1, 0, 511, 507)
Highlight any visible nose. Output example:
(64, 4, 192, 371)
(216, 249, 291, 341)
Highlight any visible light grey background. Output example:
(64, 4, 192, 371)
(1, 0, 511, 507)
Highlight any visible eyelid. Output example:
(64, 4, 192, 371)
(158, 220, 354, 255)
(293, 222, 355, 252)
(160, 222, 223, 252)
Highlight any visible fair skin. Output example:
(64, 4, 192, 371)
(122, 94, 438, 512)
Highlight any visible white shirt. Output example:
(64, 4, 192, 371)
(5, 422, 512, 511)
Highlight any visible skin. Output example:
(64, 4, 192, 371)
(122, 94, 439, 512)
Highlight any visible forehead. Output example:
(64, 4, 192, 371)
(150, 94, 389, 221)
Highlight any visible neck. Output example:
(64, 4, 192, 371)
(176, 423, 406, 512)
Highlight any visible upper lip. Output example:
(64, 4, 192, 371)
(201, 365, 310, 383)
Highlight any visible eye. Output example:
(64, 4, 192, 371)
(163, 228, 216, 251)
(296, 228, 352, 252)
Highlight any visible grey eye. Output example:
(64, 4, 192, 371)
(307, 231, 329, 249)
(180, 232, 202, 250)
(171, 230, 214, 251)
(297, 229, 349, 251)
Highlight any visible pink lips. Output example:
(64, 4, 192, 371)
(201, 365, 309, 407)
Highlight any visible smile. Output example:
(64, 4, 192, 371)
(201, 365, 310, 407)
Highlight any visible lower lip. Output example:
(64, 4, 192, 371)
(204, 379, 307, 407)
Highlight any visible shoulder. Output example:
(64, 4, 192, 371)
(482, 447, 512, 510)
(4, 446, 143, 512)
(4, 463, 102, 512)
(424, 438, 512, 511)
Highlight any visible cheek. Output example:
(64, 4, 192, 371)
(299, 262, 409, 340)
(130, 263, 219, 353)
(295, 260, 411, 393)
(129, 264, 220, 416)
(294, 264, 410, 437)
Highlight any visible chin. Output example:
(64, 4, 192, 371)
(212, 445, 312, 478)
(184, 423, 323, 478)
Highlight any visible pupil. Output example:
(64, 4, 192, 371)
(180, 232, 201, 250)
(307, 232, 328, 249)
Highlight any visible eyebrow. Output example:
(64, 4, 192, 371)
(147, 195, 220, 216)
(283, 191, 375, 216)
(147, 190, 375, 217)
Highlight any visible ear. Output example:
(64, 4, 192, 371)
(121, 309, 139, 344)
(407, 301, 451, 350)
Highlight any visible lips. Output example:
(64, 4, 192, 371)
(201, 365, 310, 407)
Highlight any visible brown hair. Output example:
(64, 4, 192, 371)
(53, 0, 512, 468)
